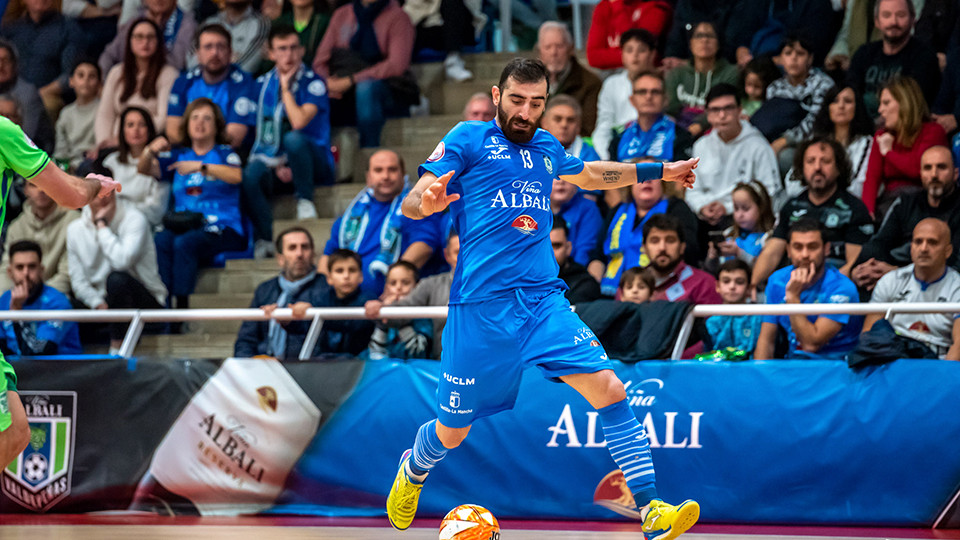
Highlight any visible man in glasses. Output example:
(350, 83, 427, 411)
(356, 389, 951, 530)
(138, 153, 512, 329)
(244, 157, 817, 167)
(613, 70, 694, 163)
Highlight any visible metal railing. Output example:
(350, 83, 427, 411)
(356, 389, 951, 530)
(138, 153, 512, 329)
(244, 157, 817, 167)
(3, 302, 957, 361)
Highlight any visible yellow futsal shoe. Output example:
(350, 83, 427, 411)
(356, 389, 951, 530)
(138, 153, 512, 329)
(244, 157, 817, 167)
(387, 449, 424, 530)
(642, 499, 700, 540)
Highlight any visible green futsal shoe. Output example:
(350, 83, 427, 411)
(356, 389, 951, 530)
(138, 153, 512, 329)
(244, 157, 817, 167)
(387, 449, 424, 530)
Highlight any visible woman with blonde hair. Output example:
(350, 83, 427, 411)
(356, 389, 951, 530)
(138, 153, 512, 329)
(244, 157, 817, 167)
(862, 76, 948, 218)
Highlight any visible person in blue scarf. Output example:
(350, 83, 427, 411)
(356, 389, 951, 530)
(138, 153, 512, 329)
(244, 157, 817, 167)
(321, 149, 446, 297)
(613, 71, 694, 162)
(242, 24, 335, 259)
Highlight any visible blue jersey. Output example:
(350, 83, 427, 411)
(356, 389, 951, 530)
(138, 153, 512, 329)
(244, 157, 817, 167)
(764, 265, 863, 359)
(419, 120, 584, 303)
(616, 115, 677, 162)
(0, 285, 82, 356)
(168, 65, 257, 127)
(158, 145, 244, 235)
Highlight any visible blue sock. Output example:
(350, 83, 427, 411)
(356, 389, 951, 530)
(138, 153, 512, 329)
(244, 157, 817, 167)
(408, 419, 447, 480)
(598, 399, 658, 508)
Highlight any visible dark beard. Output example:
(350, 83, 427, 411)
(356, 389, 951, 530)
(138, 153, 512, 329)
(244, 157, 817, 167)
(496, 105, 536, 144)
(650, 256, 680, 275)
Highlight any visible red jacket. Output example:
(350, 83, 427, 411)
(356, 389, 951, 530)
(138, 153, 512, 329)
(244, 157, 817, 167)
(862, 121, 948, 215)
(585, 0, 672, 70)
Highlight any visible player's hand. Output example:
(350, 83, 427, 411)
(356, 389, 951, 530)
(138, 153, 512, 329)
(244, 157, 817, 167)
(87, 173, 121, 199)
(661, 158, 698, 189)
(420, 170, 460, 217)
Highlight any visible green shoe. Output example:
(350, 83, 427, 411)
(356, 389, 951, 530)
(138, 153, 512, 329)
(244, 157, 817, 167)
(386, 449, 424, 530)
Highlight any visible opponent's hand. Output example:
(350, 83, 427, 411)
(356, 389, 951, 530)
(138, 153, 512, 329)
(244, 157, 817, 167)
(661, 158, 698, 189)
(87, 173, 121, 199)
(420, 170, 460, 217)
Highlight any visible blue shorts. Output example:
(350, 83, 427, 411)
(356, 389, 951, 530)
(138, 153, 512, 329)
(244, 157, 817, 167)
(437, 288, 612, 428)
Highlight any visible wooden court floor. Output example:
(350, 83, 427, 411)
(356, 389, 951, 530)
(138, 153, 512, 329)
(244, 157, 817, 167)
(3, 516, 960, 540)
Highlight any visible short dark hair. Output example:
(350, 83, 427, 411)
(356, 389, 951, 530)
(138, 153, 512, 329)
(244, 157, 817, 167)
(327, 249, 362, 272)
(275, 226, 315, 253)
(551, 219, 569, 237)
(387, 260, 420, 282)
(791, 136, 852, 191)
(71, 58, 101, 80)
(620, 28, 656, 51)
(787, 217, 825, 243)
(620, 265, 654, 291)
(642, 214, 685, 244)
(269, 23, 299, 45)
(777, 32, 813, 57)
(9, 240, 41, 261)
(717, 259, 751, 282)
(498, 58, 548, 92)
(705, 82, 740, 108)
(195, 23, 232, 49)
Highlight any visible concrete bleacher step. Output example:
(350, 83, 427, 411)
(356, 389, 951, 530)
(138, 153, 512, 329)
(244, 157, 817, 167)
(134, 333, 236, 359)
(381, 114, 462, 147)
(188, 293, 252, 309)
(271, 184, 365, 221)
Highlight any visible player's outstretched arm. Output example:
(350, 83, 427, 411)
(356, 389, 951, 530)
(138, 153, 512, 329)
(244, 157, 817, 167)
(402, 170, 460, 220)
(29, 163, 121, 209)
(561, 157, 699, 191)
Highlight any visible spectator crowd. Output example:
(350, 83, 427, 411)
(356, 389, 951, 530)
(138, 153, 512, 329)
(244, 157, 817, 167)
(0, 0, 959, 362)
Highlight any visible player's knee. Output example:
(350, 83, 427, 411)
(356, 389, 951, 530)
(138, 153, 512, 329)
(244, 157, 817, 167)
(598, 371, 627, 406)
(436, 423, 470, 449)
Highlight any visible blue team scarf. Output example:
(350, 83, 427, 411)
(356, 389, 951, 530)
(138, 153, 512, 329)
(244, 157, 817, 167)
(350, 0, 390, 63)
(267, 270, 316, 359)
(163, 8, 183, 50)
(340, 184, 410, 278)
(600, 198, 668, 295)
(251, 65, 306, 161)
(617, 115, 676, 161)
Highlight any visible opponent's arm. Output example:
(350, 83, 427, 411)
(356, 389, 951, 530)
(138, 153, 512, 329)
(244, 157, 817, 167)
(560, 158, 699, 191)
(402, 170, 459, 220)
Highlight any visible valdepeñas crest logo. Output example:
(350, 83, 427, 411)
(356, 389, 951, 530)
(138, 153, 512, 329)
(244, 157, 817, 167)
(511, 215, 538, 235)
(2, 391, 77, 512)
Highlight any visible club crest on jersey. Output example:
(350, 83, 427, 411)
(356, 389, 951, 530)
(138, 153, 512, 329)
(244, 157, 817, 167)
(427, 142, 445, 162)
(511, 215, 539, 235)
(543, 155, 553, 174)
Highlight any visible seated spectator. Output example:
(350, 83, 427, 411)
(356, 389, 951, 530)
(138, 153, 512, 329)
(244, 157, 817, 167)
(618, 265, 653, 304)
(688, 83, 780, 228)
(365, 260, 432, 359)
(845, 0, 940, 121)
(589, 175, 700, 296)
(733, 0, 841, 70)
(644, 214, 722, 304)
(865, 218, 960, 360)
(94, 18, 179, 148)
(99, 106, 169, 226)
(664, 20, 738, 135)
(540, 94, 600, 162)
(167, 24, 256, 149)
(61, 0, 121, 60)
(54, 61, 101, 173)
(192, 0, 269, 75)
(312, 0, 416, 149)
(704, 180, 774, 273)
(661, 0, 754, 69)
(404, 0, 480, 82)
(139, 97, 245, 308)
(319, 249, 374, 355)
(584, 0, 671, 70)
(613, 70, 695, 163)
(0, 240, 81, 356)
(234, 226, 330, 360)
(752, 137, 874, 287)
(269, 0, 331, 65)
(0, 40, 54, 153)
(66, 190, 167, 353)
(591, 28, 656, 160)
(739, 56, 779, 118)
(0, 0, 82, 116)
(462, 92, 495, 122)
(99, 0, 197, 74)
(551, 176, 602, 266)
(0, 181, 78, 295)
(538, 21, 601, 136)
(754, 218, 862, 360)
(551, 220, 600, 305)
(704, 259, 761, 356)
(243, 24, 334, 258)
(364, 230, 458, 360)
(862, 76, 948, 218)
(760, 34, 835, 159)
(322, 149, 445, 297)
(852, 146, 960, 291)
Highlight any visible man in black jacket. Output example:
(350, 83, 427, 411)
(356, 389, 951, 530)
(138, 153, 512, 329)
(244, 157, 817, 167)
(552, 221, 600, 304)
(234, 227, 331, 360)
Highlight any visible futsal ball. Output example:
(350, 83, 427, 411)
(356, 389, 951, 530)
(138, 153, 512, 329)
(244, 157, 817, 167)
(438, 504, 501, 540)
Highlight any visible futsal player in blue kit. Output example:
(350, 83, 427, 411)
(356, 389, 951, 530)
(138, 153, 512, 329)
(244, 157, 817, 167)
(386, 59, 701, 540)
